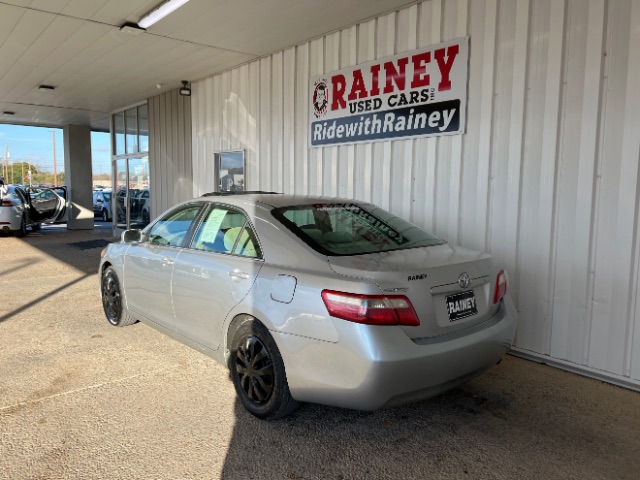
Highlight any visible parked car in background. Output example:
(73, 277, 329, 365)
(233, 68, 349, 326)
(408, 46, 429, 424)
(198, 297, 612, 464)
(99, 193, 517, 420)
(0, 184, 67, 236)
(93, 190, 112, 222)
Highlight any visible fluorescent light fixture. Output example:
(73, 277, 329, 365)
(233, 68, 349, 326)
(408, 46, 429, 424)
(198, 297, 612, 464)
(120, 22, 145, 35)
(139, 0, 191, 29)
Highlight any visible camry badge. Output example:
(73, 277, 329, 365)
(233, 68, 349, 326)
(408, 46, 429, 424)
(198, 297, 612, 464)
(458, 272, 471, 289)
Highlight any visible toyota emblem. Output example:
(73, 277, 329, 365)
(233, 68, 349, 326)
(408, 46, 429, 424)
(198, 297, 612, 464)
(458, 272, 471, 289)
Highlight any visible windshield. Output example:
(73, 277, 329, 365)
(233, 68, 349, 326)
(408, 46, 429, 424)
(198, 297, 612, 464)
(272, 203, 444, 256)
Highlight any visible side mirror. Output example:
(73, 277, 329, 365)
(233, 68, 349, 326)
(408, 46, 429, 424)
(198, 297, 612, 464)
(122, 229, 145, 243)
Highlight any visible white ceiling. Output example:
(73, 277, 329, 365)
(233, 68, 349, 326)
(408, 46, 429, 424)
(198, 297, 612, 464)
(0, 0, 416, 131)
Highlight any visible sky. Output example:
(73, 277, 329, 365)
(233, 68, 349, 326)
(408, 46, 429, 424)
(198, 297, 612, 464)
(0, 124, 111, 176)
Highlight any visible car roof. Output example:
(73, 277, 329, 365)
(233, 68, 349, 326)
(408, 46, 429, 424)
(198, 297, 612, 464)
(197, 192, 369, 209)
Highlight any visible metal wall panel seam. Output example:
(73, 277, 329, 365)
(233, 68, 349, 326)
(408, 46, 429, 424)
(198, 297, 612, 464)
(323, 32, 340, 198)
(548, 1, 604, 364)
(588, 0, 636, 375)
(426, 0, 442, 232)
(176, 90, 184, 207)
(249, 61, 260, 191)
(283, 48, 296, 195)
(470, 0, 496, 252)
(271, 52, 284, 193)
(339, 26, 357, 199)
(309, 38, 324, 196)
(354, 19, 376, 203)
(581, 0, 608, 367)
(294, 44, 309, 194)
(395, 5, 418, 220)
(611, 0, 640, 378)
(371, 13, 394, 210)
(447, 0, 468, 246)
(159, 93, 167, 211)
(505, 0, 531, 304)
(541, 0, 567, 357)
(259, 57, 272, 191)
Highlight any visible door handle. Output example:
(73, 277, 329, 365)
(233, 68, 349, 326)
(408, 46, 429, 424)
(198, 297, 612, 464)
(228, 269, 249, 280)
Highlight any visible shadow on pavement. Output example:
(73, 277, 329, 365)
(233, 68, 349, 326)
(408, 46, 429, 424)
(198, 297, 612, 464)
(3, 221, 118, 275)
(220, 360, 640, 480)
(0, 221, 118, 324)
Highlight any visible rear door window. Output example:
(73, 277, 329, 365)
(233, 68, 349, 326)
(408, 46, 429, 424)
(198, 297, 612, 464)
(190, 206, 262, 258)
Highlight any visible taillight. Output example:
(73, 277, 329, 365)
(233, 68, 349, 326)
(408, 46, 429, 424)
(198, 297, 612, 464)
(321, 290, 420, 326)
(1, 198, 17, 206)
(493, 270, 508, 304)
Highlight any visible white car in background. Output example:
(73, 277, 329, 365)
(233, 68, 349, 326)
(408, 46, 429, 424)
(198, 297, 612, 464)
(0, 184, 67, 236)
(99, 193, 517, 420)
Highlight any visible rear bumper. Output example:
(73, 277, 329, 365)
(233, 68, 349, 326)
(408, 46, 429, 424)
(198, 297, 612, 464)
(0, 209, 22, 231)
(277, 295, 518, 411)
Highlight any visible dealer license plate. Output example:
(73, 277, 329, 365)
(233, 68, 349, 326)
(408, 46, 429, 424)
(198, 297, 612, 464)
(445, 291, 478, 322)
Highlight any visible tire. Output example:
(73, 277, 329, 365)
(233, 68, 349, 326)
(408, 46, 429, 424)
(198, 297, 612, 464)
(102, 209, 109, 222)
(229, 319, 300, 420)
(101, 267, 136, 327)
(14, 215, 27, 237)
(142, 209, 150, 225)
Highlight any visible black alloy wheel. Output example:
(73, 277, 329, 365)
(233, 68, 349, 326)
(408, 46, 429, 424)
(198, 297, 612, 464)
(236, 335, 275, 404)
(102, 267, 122, 325)
(230, 320, 300, 420)
(100, 266, 137, 327)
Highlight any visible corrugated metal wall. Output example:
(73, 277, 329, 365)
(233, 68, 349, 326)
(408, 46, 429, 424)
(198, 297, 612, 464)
(148, 89, 192, 218)
(191, 0, 640, 389)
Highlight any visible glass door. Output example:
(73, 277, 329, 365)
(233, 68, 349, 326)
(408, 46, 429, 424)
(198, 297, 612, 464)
(115, 159, 128, 230)
(114, 157, 151, 231)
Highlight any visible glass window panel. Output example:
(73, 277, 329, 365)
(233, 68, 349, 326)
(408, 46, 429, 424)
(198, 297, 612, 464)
(274, 203, 444, 256)
(138, 104, 149, 153)
(191, 207, 234, 253)
(125, 108, 137, 154)
(232, 227, 261, 258)
(128, 157, 150, 229)
(147, 205, 201, 247)
(115, 159, 127, 229)
(216, 151, 244, 192)
(114, 112, 125, 155)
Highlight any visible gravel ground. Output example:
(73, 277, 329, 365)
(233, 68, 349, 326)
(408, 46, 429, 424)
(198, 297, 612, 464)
(1, 223, 639, 480)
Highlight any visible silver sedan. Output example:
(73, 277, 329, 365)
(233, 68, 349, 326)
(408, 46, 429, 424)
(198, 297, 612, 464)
(99, 193, 517, 420)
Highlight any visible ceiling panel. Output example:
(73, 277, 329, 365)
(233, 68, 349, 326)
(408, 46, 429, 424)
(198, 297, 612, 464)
(0, 0, 415, 130)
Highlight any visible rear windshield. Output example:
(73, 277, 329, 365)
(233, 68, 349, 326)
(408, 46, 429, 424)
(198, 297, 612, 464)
(272, 203, 444, 256)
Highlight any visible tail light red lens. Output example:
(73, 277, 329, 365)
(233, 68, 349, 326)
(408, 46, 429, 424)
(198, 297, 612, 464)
(321, 290, 420, 326)
(493, 270, 508, 304)
(1, 198, 17, 206)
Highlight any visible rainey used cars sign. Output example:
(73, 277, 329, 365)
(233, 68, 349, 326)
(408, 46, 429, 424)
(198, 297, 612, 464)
(309, 37, 469, 147)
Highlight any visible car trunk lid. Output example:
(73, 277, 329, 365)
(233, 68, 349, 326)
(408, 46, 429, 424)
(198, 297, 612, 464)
(327, 244, 498, 339)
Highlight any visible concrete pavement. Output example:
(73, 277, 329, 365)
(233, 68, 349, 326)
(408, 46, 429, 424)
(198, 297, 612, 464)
(1, 223, 639, 479)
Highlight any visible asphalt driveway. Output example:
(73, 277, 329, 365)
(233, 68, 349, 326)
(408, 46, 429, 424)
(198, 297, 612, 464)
(1, 224, 639, 479)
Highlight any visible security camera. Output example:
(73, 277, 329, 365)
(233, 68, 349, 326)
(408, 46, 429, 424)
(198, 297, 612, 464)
(179, 80, 191, 96)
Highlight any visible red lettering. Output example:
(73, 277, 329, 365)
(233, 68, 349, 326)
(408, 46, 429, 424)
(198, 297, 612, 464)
(434, 45, 459, 91)
(410, 51, 431, 89)
(383, 57, 409, 94)
(347, 69, 368, 101)
(370, 64, 381, 96)
(331, 74, 347, 110)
